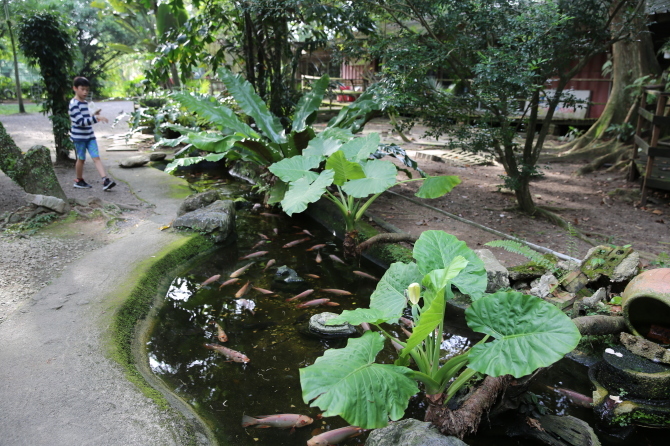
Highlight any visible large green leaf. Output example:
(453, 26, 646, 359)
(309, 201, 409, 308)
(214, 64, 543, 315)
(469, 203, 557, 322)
(330, 262, 421, 326)
(466, 292, 581, 378)
(172, 92, 258, 137)
(325, 151, 365, 186)
(303, 136, 343, 158)
(217, 68, 287, 144)
(341, 159, 398, 198)
(300, 331, 418, 429)
(293, 75, 329, 132)
(415, 175, 461, 199)
(187, 132, 235, 153)
(280, 169, 335, 216)
(269, 155, 321, 182)
(413, 231, 487, 299)
(340, 133, 381, 162)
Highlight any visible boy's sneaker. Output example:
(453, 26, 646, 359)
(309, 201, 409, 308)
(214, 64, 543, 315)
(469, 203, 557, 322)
(103, 177, 116, 191)
(74, 179, 92, 189)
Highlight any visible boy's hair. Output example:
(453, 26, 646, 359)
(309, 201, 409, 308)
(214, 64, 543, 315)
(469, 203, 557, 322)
(73, 76, 90, 88)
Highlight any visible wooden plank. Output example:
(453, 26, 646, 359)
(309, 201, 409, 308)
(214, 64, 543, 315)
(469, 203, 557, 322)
(638, 107, 654, 122)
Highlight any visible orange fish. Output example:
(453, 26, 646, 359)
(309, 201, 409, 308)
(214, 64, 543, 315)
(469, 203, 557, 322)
(315, 252, 322, 263)
(305, 274, 320, 279)
(219, 278, 240, 289)
(252, 286, 275, 295)
(239, 251, 269, 260)
(353, 271, 379, 281)
(329, 254, 346, 264)
(306, 244, 326, 251)
(320, 289, 352, 296)
(241, 413, 313, 429)
(307, 426, 366, 446)
(235, 281, 252, 298)
(230, 262, 255, 278)
(285, 289, 315, 302)
(282, 237, 311, 248)
(296, 298, 339, 308)
(214, 321, 228, 342)
(199, 274, 221, 288)
(263, 259, 276, 272)
(204, 343, 249, 363)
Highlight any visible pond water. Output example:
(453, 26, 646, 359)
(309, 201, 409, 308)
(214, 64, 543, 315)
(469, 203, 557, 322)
(147, 206, 398, 445)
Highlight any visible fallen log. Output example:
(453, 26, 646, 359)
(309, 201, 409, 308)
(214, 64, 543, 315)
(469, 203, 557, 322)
(572, 315, 626, 336)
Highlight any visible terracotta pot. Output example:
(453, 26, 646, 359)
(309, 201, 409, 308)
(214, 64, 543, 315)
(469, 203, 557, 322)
(621, 268, 670, 339)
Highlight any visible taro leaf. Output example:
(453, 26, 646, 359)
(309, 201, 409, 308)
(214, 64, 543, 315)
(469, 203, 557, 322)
(413, 231, 487, 300)
(331, 262, 422, 326)
(415, 175, 461, 199)
(217, 68, 286, 144)
(172, 92, 258, 137)
(342, 159, 398, 198)
(326, 151, 365, 186)
(340, 133, 380, 162)
(187, 132, 236, 153)
(269, 155, 321, 183)
(422, 256, 469, 294)
(320, 126, 355, 142)
(164, 153, 227, 174)
(300, 331, 418, 429)
(280, 169, 335, 216)
(293, 75, 329, 133)
(466, 292, 582, 378)
(267, 180, 289, 205)
(164, 156, 205, 174)
(303, 136, 343, 158)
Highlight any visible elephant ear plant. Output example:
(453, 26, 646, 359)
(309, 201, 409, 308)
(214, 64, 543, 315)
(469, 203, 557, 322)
(269, 135, 461, 257)
(299, 230, 581, 429)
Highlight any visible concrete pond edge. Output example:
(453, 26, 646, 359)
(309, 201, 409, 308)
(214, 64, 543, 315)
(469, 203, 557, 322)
(108, 232, 218, 445)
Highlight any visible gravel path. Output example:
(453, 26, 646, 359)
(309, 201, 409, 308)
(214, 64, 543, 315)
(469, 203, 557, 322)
(0, 101, 141, 324)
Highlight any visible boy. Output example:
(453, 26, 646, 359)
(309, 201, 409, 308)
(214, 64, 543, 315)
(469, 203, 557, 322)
(69, 76, 116, 190)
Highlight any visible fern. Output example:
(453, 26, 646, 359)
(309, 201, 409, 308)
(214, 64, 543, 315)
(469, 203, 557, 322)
(484, 240, 556, 271)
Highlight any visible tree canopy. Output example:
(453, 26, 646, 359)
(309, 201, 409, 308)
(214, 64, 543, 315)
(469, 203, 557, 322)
(354, 0, 647, 219)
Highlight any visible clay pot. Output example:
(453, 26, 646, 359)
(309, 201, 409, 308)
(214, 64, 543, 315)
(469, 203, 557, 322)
(621, 268, 670, 339)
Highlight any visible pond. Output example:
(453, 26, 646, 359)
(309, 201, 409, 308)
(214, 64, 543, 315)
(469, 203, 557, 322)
(144, 171, 666, 446)
(147, 204, 398, 445)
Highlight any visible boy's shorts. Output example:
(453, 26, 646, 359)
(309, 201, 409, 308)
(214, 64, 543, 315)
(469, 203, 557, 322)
(73, 139, 100, 160)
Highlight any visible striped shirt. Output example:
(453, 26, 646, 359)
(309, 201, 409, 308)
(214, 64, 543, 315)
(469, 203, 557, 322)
(69, 97, 98, 141)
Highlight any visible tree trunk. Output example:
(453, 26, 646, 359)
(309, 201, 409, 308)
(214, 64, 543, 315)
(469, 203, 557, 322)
(0, 121, 67, 200)
(514, 177, 537, 215)
(5, 11, 25, 114)
(560, 14, 660, 156)
(425, 375, 512, 439)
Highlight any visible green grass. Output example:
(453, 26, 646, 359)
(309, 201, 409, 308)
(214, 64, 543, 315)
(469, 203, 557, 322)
(0, 103, 41, 115)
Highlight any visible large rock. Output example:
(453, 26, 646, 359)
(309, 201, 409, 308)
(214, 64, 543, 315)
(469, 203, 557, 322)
(26, 194, 69, 214)
(365, 419, 467, 446)
(307, 312, 358, 339)
(172, 200, 235, 243)
(178, 189, 226, 216)
(475, 249, 509, 292)
(119, 154, 151, 168)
